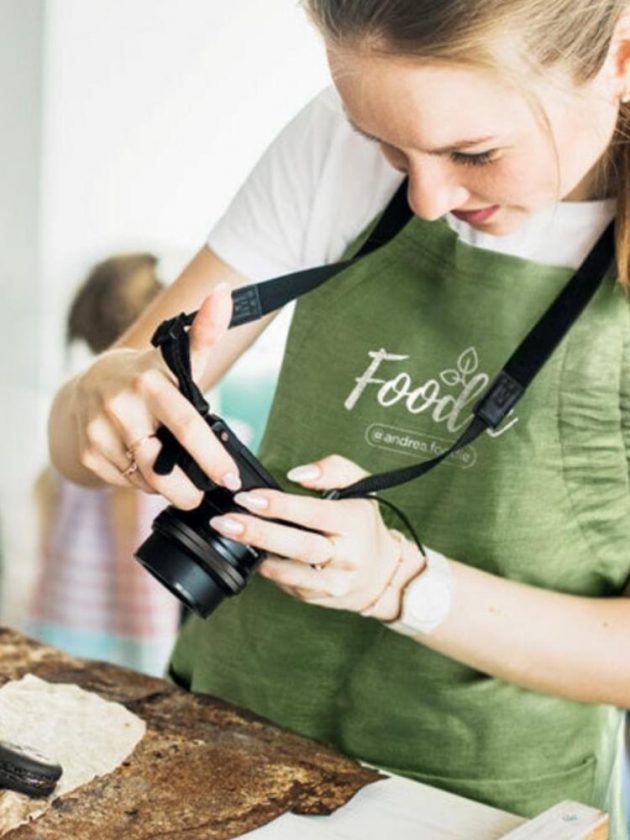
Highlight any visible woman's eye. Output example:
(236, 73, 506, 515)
(450, 150, 497, 167)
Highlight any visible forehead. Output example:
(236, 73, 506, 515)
(328, 47, 535, 145)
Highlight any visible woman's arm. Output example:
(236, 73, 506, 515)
(48, 247, 278, 502)
(210, 452, 630, 708)
(411, 558, 630, 708)
(112, 246, 275, 385)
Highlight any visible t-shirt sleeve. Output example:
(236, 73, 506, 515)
(207, 87, 403, 282)
(207, 91, 339, 282)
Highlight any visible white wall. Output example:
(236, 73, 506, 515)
(0, 0, 45, 623)
(1, 0, 330, 624)
(40, 0, 330, 389)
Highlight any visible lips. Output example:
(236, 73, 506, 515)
(451, 205, 499, 224)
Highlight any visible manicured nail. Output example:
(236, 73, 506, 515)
(234, 492, 269, 510)
(222, 472, 242, 491)
(287, 464, 321, 482)
(210, 516, 244, 535)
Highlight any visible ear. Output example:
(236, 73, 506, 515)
(608, 9, 630, 103)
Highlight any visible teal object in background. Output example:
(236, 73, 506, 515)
(216, 309, 292, 455)
(218, 368, 278, 454)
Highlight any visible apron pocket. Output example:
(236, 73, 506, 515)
(396, 755, 597, 818)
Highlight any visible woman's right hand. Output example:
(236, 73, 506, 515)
(61, 282, 242, 509)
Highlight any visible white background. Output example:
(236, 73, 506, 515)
(0, 0, 329, 623)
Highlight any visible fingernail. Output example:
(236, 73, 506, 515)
(234, 492, 268, 510)
(213, 281, 231, 295)
(222, 471, 242, 491)
(287, 464, 320, 482)
(210, 516, 244, 535)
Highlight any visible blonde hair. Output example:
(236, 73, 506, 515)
(305, 0, 630, 286)
(67, 253, 163, 353)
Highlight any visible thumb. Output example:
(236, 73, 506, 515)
(189, 282, 233, 382)
(286, 454, 369, 491)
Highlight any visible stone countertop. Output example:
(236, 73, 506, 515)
(0, 627, 379, 839)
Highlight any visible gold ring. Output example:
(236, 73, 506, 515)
(126, 433, 157, 459)
(122, 459, 139, 478)
(311, 538, 336, 571)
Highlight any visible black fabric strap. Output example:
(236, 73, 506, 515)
(150, 179, 412, 485)
(151, 314, 211, 481)
(155, 179, 412, 333)
(230, 178, 412, 327)
(334, 219, 615, 500)
(151, 181, 615, 502)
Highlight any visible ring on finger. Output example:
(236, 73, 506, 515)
(126, 433, 157, 460)
(310, 536, 337, 572)
(121, 459, 139, 478)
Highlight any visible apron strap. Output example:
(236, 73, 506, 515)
(334, 218, 616, 499)
(150, 185, 615, 502)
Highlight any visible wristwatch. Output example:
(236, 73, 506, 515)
(387, 549, 453, 637)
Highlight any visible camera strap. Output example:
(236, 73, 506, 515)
(150, 179, 413, 479)
(152, 181, 615, 503)
(334, 217, 616, 500)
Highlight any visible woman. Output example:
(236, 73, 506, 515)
(48, 2, 630, 836)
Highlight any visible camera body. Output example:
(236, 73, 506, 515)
(135, 414, 283, 618)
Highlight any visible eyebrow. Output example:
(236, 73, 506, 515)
(346, 115, 496, 154)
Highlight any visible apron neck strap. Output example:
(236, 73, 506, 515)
(151, 183, 616, 505)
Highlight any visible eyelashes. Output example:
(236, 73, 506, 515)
(350, 124, 498, 168)
(450, 150, 497, 167)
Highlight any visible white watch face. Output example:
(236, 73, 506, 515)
(399, 554, 452, 633)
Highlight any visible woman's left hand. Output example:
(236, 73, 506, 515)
(209, 454, 403, 617)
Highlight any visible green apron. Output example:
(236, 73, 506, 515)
(172, 214, 630, 838)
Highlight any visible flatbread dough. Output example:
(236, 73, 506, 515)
(0, 675, 145, 834)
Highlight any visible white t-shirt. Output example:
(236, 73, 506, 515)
(207, 85, 616, 280)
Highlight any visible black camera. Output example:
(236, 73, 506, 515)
(135, 413, 284, 618)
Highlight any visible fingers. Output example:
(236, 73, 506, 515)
(124, 433, 203, 509)
(258, 557, 347, 599)
(74, 290, 239, 506)
(232, 489, 354, 536)
(189, 283, 233, 382)
(286, 454, 369, 491)
(81, 369, 227, 510)
(99, 361, 241, 501)
(210, 513, 334, 568)
(140, 376, 241, 491)
(81, 415, 153, 493)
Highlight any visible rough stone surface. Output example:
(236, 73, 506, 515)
(0, 628, 380, 838)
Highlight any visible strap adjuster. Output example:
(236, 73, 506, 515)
(474, 371, 523, 428)
(151, 313, 191, 348)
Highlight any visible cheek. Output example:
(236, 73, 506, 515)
(473, 148, 560, 207)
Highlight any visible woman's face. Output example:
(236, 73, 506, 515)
(328, 46, 622, 235)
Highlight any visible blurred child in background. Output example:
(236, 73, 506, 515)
(28, 254, 180, 675)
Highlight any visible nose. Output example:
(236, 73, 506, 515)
(406, 158, 469, 221)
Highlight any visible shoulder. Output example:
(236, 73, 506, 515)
(207, 86, 403, 280)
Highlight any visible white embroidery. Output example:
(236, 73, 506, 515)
(344, 347, 519, 439)
(366, 423, 478, 469)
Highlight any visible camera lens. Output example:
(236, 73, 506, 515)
(135, 494, 262, 618)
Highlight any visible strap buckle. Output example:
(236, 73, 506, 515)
(474, 371, 523, 429)
(151, 313, 191, 348)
